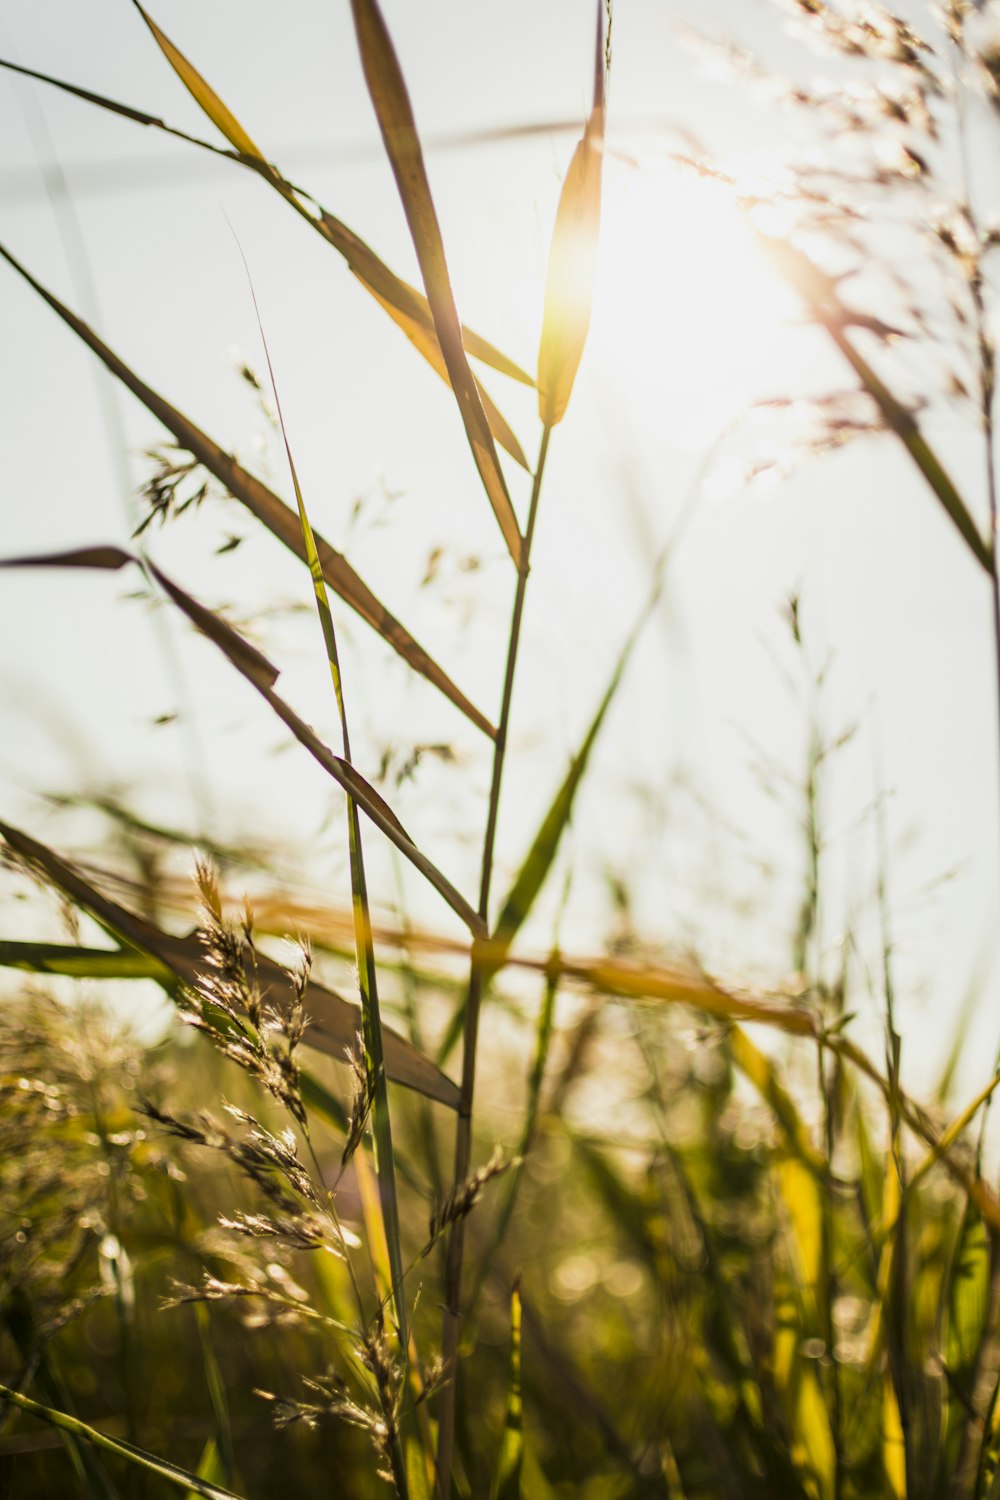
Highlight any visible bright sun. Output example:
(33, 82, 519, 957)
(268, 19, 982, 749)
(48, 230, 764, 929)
(591, 163, 808, 451)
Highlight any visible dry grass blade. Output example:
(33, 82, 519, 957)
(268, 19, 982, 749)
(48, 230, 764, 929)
(759, 233, 993, 574)
(0, 240, 495, 736)
(0, 544, 132, 571)
(0, 54, 533, 409)
(349, 0, 524, 566)
(131, 0, 263, 160)
(136, 559, 482, 932)
(0, 817, 460, 1107)
(537, 0, 606, 428)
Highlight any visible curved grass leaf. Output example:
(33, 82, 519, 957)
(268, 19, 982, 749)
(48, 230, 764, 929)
(0, 543, 483, 934)
(0, 55, 534, 420)
(0, 1384, 245, 1499)
(491, 1282, 524, 1500)
(0, 240, 495, 737)
(131, 1, 263, 161)
(0, 817, 461, 1108)
(537, 0, 606, 427)
(759, 234, 992, 574)
(0, 939, 171, 981)
(244, 267, 409, 1358)
(728, 1025, 825, 1171)
(349, 0, 523, 566)
(2, 1291, 119, 1500)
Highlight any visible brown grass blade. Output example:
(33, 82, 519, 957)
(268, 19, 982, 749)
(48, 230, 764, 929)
(0, 54, 533, 418)
(140, 562, 485, 935)
(537, 0, 606, 427)
(131, 0, 264, 161)
(0, 240, 494, 737)
(348, 0, 524, 565)
(759, 233, 993, 574)
(0, 818, 460, 1107)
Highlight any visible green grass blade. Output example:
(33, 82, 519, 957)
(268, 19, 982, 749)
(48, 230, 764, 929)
(0, 939, 171, 981)
(0, 1384, 245, 1499)
(241, 262, 410, 1360)
(2, 1291, 119, 1500)
(537, 0, 606, 427)
(0, 817, 461, 1108)
(0, 240, 495, 737)
(729, 1025, 826, 1175)
(349, 0, 523, 566)
(491, 1282, 524, 1500)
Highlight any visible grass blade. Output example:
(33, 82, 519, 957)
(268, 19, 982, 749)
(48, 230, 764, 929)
(131, 1, 263, 161)
(0, 542, 483, 932)
(0, 54, 534, 410)
(759, 234, 992, 573)
(348, 0, 523, 566)
(491, 1281, 524, 1500)
(0, 1384, 246, 1499)
(729, 1025, 826, 1174)
(0, 817, 461, 1108)
(0, 240, 495, 737)
(537, 0, 606, 427)
(0, 939, 171, 981)
(242, 263, 410, 1359)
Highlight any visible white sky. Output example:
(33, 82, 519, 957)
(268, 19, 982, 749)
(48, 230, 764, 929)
(2, 0, 999, 1114)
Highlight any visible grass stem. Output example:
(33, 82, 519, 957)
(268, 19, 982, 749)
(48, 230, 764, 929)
(435, 424, 552, 1497)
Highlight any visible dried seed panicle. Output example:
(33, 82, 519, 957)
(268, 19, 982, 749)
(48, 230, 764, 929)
(428, 1147, 516, 1244)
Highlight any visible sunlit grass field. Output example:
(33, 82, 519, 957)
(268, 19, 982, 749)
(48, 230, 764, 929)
(4, 1, 1000, 1496)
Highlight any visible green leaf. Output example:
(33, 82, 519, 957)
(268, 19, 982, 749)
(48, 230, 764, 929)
(729, 1025, 825, 1174)
(349, 0, 523, 566)
(492, 1282, 524, 1500)
(243, 261, 409, 1359)
(0, 1384, 246, 1499)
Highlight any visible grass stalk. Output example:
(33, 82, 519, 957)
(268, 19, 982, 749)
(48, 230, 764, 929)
(436, 423, 551, 1496)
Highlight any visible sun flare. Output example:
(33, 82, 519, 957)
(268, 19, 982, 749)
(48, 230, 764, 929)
(592, 163, 808, 449)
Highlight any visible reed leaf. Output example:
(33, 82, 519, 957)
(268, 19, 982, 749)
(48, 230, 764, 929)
(0, 542, 483, 932)
(537, 0, 606, 428)
(131, 1, 263, 160)
(0, 817, 460, 1108)
(0, 241, 495, 737)
(0, 1384, 246, 1500)
(491, 1281, 524, 1500)
(728, 1024, 825, 1173)
(759, 234, 992, 574)
(245, 269, 408, 1355)
(348, 0, 523, 566)
(0, 54, 534, 428)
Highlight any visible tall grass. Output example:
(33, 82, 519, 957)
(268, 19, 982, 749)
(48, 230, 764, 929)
(3, 1, 1000, 1497)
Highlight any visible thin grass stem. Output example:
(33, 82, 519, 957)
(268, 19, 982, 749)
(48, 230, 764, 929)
(435, 423, 552, 1497)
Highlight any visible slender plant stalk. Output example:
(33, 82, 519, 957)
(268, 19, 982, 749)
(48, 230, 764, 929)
(436, 423, 551, 1497)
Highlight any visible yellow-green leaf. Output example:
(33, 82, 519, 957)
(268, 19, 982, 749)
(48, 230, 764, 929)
(492, 1282, 524, 1500)
(132, 1, 264, 162)
(537, 1, 606, 427)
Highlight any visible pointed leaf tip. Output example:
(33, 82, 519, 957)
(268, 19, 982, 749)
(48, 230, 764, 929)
(537, 5, 606, 427)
